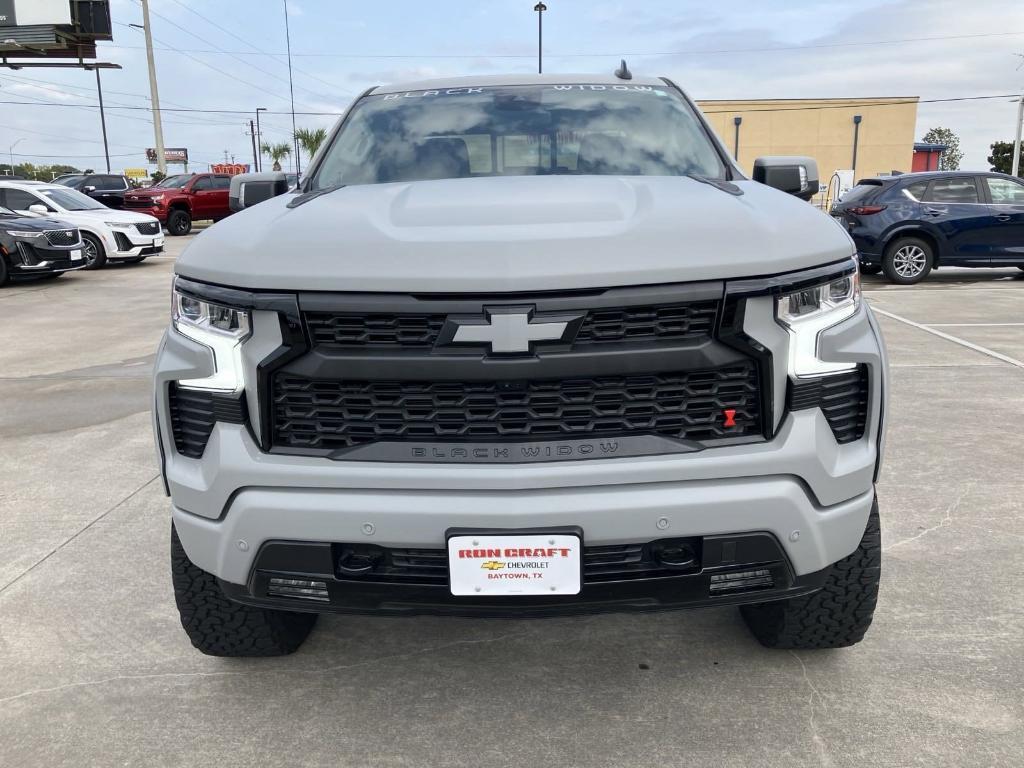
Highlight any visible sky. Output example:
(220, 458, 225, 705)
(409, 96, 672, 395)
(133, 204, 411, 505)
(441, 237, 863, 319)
(0, 0, 1022, 174)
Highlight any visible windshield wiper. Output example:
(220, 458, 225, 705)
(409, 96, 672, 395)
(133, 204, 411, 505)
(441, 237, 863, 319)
(287, 183, 346, 209)
(684, 173, 743, 196)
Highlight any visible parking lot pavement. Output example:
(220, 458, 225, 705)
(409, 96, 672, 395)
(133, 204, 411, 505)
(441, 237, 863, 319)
(1, 254, 1022, 767)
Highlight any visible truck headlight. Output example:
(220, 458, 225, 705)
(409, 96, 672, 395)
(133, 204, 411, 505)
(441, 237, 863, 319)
(172, 283, 251, 392)
(775, 263, 860, 377)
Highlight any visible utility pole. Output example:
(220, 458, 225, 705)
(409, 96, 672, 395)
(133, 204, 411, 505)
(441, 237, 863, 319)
(1012, 92, 1023, 178)
(249, 120, 259, 172)
(255, 108, 267, 172)
(534, 3, 547, 74)
(9, 138, 23, 175)
(851, 115, 863, 177)
(283, 0, 300, 176)
(138, 0, 166, 175)
(94, 68, 111, 172)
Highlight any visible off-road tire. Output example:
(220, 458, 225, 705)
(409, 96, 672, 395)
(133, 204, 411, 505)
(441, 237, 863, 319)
(171, 524, 317, 656)
(859, 264, 882, 276)
(82, 232, 107, 270)
(740, 500, 881, 650)
(882, 236, 932, 285)
(167, 209, 192, 236)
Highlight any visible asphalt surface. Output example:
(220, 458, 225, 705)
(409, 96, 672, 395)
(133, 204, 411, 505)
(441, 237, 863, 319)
(1, 235, 1023, 767)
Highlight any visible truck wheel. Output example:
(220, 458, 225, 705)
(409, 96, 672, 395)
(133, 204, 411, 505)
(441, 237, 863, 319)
(171, 524, 317, 657)
(740, 499, 881, 650)
(82, 233, 107, 270)
(882, 237, 932, 284)
(859, 264, 882, 276)
(167, 209, 192, 236)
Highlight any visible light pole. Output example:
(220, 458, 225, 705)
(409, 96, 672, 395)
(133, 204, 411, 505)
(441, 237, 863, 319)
(89, 66, 112, 172)
(283, 0, 300, 176)
(9, 138, 23, 175)
(1012, 94, 1023, 178)
(132, 1, 166, 175)
(534, 3, 547, 74)
(733, 116, 742, 161)
(256, 107, 268, 172)
(851, 115, 863, 177)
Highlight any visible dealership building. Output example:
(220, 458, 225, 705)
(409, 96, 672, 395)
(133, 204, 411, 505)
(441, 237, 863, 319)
(697, 97, 920, 197)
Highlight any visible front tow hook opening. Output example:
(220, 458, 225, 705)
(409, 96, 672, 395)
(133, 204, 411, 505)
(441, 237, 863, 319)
(337, 545, 384, 576)
(648, 538, 700, 570)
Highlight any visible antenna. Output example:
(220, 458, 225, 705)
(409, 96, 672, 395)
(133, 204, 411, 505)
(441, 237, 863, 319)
(614, 59, 632, 80)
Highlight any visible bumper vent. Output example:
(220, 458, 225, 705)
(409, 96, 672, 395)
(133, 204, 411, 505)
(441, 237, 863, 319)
(788, 366, 869, 444)
(167, 384, 246, 458)
(271, 363, 762, 452)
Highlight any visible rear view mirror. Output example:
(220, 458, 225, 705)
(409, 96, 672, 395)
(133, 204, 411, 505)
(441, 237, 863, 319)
(28, 204, 49, 216)
(752, 156, 819, 201)
(83, 185, 96, 193)
(229, 172, 290, 212)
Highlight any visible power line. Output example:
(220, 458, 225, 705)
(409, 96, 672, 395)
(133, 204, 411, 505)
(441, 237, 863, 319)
(96, 29, 1024, 59)
(0, 93, 1017, 116)
(159, 0, 356, 96)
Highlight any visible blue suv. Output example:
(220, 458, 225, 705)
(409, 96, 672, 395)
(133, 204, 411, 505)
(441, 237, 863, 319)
(831, 171, 1024, 284)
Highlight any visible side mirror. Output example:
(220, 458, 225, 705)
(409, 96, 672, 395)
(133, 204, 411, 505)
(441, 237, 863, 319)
(83, 185, 97, 193)
(28, 204, 49, 216)
(752, 156, 819, 201)
(229, 172, 290, 212)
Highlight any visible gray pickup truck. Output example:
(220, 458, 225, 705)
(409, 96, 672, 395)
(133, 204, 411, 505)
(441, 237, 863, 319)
(153, 71, 887, 656)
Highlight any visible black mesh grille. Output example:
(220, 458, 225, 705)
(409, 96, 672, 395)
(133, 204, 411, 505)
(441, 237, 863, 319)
(44, 229, 79, 247)
(306, 312, 447, 349)
(271, 362, 761, 452)
(575, 301, 718, 344)
(333, 543, 699, 585)
(135, 221, 161, 235)
(168, 385, 246, 458)
(303, 300, 719, 350)
(788, 366, 869, 444)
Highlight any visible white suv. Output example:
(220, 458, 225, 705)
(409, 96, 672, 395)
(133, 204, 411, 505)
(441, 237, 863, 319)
(0, 181, 164, 269)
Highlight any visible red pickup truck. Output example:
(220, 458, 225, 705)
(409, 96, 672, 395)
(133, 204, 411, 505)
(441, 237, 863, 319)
(123, 173, 234, 236)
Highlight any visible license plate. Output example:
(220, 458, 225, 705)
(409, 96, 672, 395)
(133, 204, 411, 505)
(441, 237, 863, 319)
(70, 249, 83, 261)
(447, 532, 582, 596)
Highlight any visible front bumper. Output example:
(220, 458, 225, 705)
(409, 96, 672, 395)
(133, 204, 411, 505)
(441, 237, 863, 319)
(101, 227, 164, 259)
(154, 285, 888, 610)
(5, 242, 87, 276)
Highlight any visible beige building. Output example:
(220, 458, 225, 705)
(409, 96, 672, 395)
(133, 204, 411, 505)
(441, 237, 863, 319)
(696, 97, 919, 193)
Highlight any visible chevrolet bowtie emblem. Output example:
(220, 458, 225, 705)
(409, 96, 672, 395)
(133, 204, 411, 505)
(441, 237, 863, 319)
(481, 561, 506, 570)
(445, 307, 581, 354)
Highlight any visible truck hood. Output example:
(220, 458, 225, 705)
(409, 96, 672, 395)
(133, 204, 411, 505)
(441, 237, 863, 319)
(176, 175, 854, 293)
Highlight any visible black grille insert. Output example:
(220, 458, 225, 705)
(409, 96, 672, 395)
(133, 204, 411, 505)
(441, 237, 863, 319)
(303, 300, 719, 350)
(788, 366, 869, 444)
(44, 229, 79, 247)
(331, 541, 702, 585)
(135, 221, 161, 235)
(168, 384, 246, 458)
(271, 362, 762, 452)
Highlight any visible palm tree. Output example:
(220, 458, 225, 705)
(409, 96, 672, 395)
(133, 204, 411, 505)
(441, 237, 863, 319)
(261, 141, 292, 172)
(294, 127, 328, 169)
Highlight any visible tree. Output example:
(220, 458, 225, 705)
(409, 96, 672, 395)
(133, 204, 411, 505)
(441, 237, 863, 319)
(261, 141, 292, 172)
(294, 127, 328, 168)
(150, 170, 167, 184)
(920, 127, 963, 171)
(987, 141, 1022, 176)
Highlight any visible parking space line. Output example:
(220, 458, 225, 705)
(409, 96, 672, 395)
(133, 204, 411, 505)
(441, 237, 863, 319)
(926, 323, 1024, 327)
(871, 307, 1024, 370)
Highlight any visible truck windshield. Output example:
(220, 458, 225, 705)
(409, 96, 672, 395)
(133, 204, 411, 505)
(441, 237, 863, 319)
(55, 175, 87, 188)
(154, 175, 193, 189)
(310, 84, 726, 189)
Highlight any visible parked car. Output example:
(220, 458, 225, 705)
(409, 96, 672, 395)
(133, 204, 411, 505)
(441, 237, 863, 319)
(0, 181, 164, 269)
(0, 205, 86, 286)
(155, 72, 888, 657)
(123, 172, 234, 236)
(832, 171, 1024, 284)
(53, 173, 133, 209)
